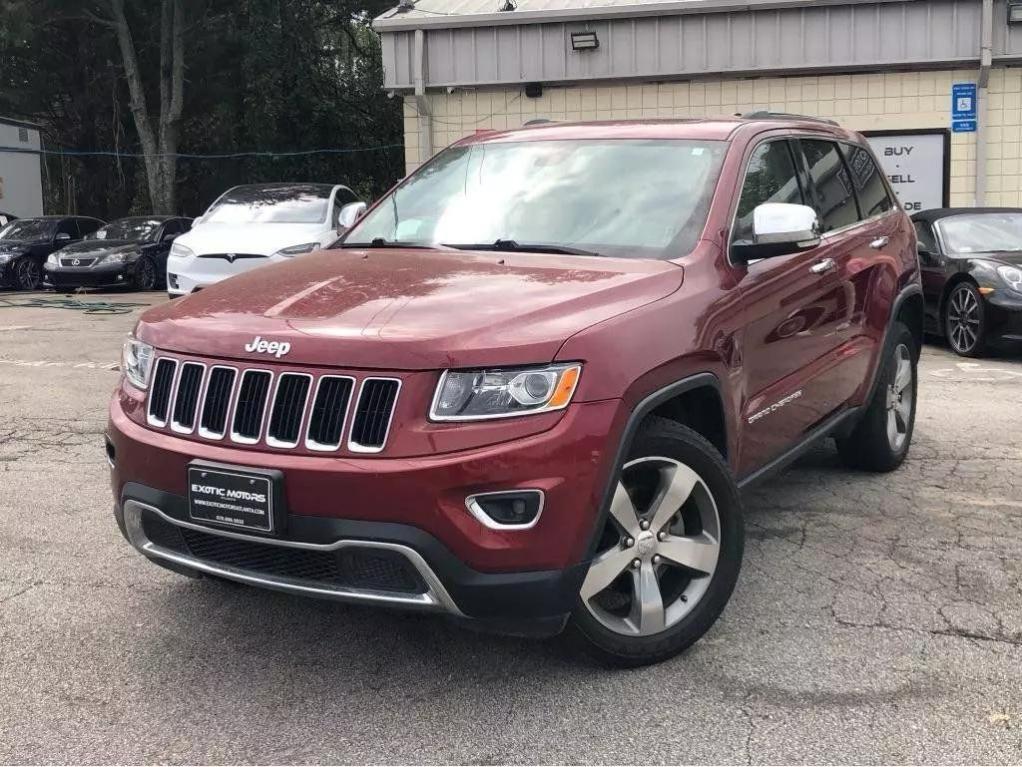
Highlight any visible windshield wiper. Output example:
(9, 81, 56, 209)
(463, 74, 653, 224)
(444, 239, 604, 258)
(337, 237, 433, 249)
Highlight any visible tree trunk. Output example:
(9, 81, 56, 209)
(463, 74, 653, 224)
(106, 0, 185, 212)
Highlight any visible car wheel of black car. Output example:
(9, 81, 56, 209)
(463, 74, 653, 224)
(132, 257, 158, 291)
(837, 321, 917, 473)
(570, 417, 743, 667)
(944, 282, 988, 357)
(13, 257, 42, 291)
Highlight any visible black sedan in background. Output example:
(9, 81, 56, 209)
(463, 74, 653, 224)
(0, 211, 15, 227)
(913, 208, 1022, 356)
(0, 216, 105, 290)
(44, 216, 192, 291)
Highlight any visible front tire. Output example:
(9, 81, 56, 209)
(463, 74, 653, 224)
(836, 321, 917, 472)
(570, 417, 743, 667)
(13, 257, 42, 290)
(944, 282, 987, 357)
(132, 256, 157, 291)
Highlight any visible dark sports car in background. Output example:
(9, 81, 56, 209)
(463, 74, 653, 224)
(0, 216, 105, 290)
(913, 208, 1022, 356)
(44, 216, 192, 291)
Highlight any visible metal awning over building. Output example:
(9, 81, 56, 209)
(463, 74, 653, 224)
(375, 0, 1022, 91)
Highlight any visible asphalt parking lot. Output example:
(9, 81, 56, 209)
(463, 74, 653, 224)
(1, 290, 1021, 764)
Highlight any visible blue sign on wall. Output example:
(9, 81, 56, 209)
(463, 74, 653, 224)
(952, 82, 977, 133)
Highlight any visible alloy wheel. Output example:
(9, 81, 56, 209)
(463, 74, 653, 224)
(136, 259, 156, 290)
(884, 343, 914, 452)
(580, 456, 721, 637)
(16, 258, 41, 290)
(947, 285, 981, 354)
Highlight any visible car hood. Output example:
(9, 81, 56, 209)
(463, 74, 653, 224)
(58, 239, 140, 258)
(975, 251, 1022, 266)
(0, 238, 45, 253)
(178, 223, 328, 256)
(138, 248, 684, 369)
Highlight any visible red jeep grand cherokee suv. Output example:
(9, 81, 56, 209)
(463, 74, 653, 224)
(108, 116, 922, 665)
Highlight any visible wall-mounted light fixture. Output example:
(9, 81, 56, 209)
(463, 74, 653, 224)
(570, 31, 599, 51)
(1009, 0, 1022, 23)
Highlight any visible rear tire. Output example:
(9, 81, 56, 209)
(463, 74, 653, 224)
(944, 282, 987, 357)
(836, 321, 917, 472)
(569, 417, 743, 667)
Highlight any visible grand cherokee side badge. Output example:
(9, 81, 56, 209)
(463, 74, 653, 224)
(244, 336, 291, 358)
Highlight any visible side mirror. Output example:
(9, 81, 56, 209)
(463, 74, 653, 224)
(337, 201, 367, 232)
(733, 203, 821, 263)
(916, 242, 935, 264)
(55, 232, 71, 242)
(163, 232, 177, 243)
(192, 215, 205, 226)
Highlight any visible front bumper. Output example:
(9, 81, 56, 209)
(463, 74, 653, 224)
(986, 290, 1022, 342)
(108, 393, 624, 628)
(44, 262, 133, 289)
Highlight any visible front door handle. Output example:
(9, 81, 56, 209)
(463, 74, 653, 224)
(809, 257, 836, 275)
(870, 236, 890, 249)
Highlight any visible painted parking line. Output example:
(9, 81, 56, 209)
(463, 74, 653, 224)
(930, 361, 1022, 381)
(0, 357, 119, 371)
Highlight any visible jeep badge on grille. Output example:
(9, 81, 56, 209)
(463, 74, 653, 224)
(244, 336, 291, 358)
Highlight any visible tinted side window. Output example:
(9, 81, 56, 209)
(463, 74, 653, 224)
(161, 220, 180, 238)
(733, 141, 804, 245)
(57, 219, 78, 238)
(180, 218, 193, 232)
(914, 221, 938, 253)
(843, 144, 894, 218)
(800, 139, 860, 232)
(78, 218, 102, 236)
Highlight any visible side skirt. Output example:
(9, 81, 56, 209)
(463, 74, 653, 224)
(736, 406, 861, 490)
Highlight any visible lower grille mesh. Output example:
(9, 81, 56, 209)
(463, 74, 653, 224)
(140, 512, 426, 594)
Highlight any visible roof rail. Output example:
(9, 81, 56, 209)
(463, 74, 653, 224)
(740, 111, 840, 127)
(523, 118, 557, 126)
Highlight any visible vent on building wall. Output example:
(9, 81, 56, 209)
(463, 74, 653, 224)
(18, 128, 28, 143)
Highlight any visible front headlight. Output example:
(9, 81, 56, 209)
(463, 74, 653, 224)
(170, 242, 195, 259)
(46, 254, 59, 265)
(122, 337, 155, 389)
(430, 363, 582, 421)
(997, 265, 1022, 293)
(272, 242, 320, 258)
(103, 252, 133, 265)
(0, 252, 13, 264)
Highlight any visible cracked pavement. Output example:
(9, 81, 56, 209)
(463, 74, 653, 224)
(1, 291, 1021, 763)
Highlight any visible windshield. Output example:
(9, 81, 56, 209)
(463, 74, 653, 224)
(345, 139, 727, 258)
(0, 219, 56, 241)
(92, 218, 162, 242)
(937, 213, 1022, 253)
(203, 184, 332, 225)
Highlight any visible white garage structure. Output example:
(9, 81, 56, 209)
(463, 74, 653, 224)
(0, 117, 44, 218)
(375, 0, 1022, 208)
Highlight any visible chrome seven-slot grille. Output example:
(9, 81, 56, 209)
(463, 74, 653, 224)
(146, 357, 400, 453)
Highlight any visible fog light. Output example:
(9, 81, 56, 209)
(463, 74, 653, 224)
(168, 273, 179, 289)
(466, 490, 544, 530)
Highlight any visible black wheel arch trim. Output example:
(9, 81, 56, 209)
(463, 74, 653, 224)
(583, 372, 725, 562)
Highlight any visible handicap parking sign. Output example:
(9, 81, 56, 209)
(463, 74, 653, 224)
(952, 82, 977, 132)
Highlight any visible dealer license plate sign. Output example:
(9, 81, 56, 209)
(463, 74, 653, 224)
(187, 465, 275, 533)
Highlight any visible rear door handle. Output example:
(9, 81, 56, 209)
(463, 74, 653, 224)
(809, 257, 836, 275)
(870, 236, 890, 249)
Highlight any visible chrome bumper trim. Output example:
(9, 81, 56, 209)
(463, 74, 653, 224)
(122, 500, 463, 616)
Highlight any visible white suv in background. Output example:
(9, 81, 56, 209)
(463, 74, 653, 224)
(166, 183, 366, 297)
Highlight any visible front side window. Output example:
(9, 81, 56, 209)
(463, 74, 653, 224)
(344, 139, 728, 259)
(843, 144, 894, 218)
(800, 139, 860, 232)
(204, 184, 332, 225)
(936, 213, 1022, 253)
(914, 221, 938, 254)
(733, 140, 804, 245)
(0, 219, 57, 241)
